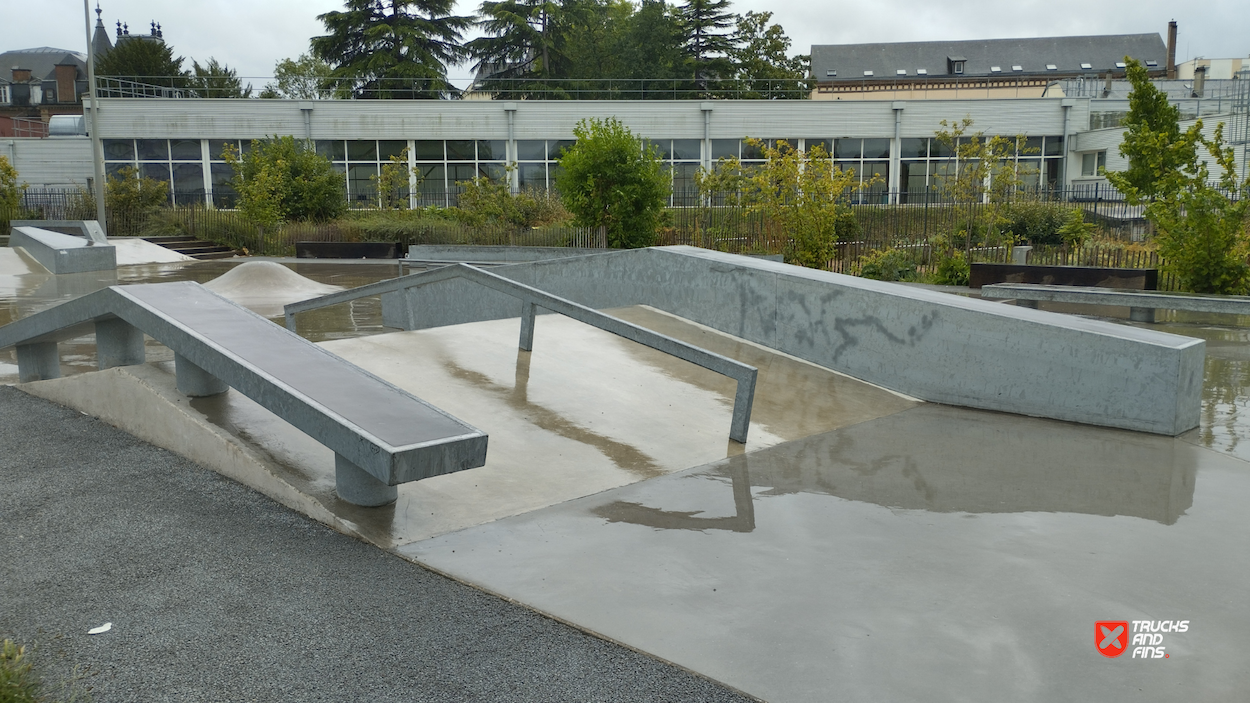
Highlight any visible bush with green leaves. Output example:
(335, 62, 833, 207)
(1, 639, 43, 703)
(931, 251, 970, 286)
(1001, 200, 1069, 246)
(1056, 208, 1097, 249)
(555, 117, 669, 248)
(856, 248, 918, 282)
(0, 155, 25, 214)
(224, 136, 346, 227)
(454, 176, 569, 228)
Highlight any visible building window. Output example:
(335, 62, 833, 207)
(0, 84, 9, 104)
(1081, 151, 1107, 177)
(953, 61, 965, 75)
(897, 136, 1066, 201)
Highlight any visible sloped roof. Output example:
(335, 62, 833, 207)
(0, 47, 88, 83)
(811, 34, 1168, 79)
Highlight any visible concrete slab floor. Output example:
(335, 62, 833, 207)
(23, 306, 916, 548)
(403, 402, 1250, 702)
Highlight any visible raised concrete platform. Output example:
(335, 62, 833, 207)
(364, 247, 1204, 436)
(21, 306, 917, 545)
(982, 283, 1250, 323)
(9, 225, 116, 274)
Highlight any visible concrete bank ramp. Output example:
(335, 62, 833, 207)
(204, 261, 342, 317)
(111, 238, 196, 266)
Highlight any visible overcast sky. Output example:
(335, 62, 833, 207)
(2, 0, 1247, 88)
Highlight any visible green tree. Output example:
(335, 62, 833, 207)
(1112, 57, 1192, 200)
(555, 117, 669, 248)
(187, 58, 253, 98)
(0, 155, 26, 216)
(933, 117, 1035, 251)
(617, 0, 684, 90)
(106, 165, 170, 211)
(698, 138, 861, 268)
(370, 148, 421, 209)
(731, 12, 809, 99)
(468, 0, 567, 97)
(224, 136, 347, 225)
(312, 0, 471, 99)
(266, 53, 336, 99)
(96, 38, 185, 90)
(678, 0, 737, 95)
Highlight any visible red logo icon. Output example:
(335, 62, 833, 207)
(1096, 621, 1129, 658)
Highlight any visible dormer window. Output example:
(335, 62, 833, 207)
(947, 56, 966, 74)
(917, 68, 928, 75)
(1046, 64, 1058, 70)
(0, 85, 9, 105)
(826, 70, 836, 77)
(1012, 65, 1023, 72)
(990, 66, 1002, 73)
(1115, 62, 1126, 69)
(1080, 63, 1092, 70)
(863, 70, 874, 77)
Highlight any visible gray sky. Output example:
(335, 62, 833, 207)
(2, 0, 1247, 89)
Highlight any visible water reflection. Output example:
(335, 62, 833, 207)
(597, 404, 1197, 529)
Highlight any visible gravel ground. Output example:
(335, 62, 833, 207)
(0, 386, 755, 702)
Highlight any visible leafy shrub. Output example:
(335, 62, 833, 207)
(1001, 200, 1069, 245)
(856, 248, 918, 282)
(1056, 208, 1097, 249)
(1, 639, 43, 703)
(454, 177, 570, 228)
(224, 135, 346, 226)
(932, 251, 970, 286)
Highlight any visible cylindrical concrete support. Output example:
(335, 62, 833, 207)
(335, 453, 398, 507)
(16, 342, 61, 382)
(1130, 307, 1157, 323)
(96, 318, 146, 369)
(175, 353, 229, 397)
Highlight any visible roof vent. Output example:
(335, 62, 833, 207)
(1046, 64, 1057, 70)
(990, 66, 1002, 72)
(1012, 65, 1023, 72)
(863, 70, 874, 77)
(826, 70, 836, 77)
(917, 68, 927, 75)
(896, 69, 906, 76)
(1080, 63, 1092, 70)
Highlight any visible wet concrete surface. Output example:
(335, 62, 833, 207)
(404, 402, 1250, 702)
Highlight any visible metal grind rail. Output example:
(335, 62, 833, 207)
(0, 281, 487, 507)
(285, 263, 759, 443)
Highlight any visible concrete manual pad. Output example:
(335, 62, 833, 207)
(110, 237, 196, 265)
(24, 305, 916, 547)
(403, 403, 1250, 702)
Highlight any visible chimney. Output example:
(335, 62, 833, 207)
(1192, 65, 1206, 98)
(55, 64, 77, 103)
(1167, 21, 1178, 79)
(11, 67, 31, 83)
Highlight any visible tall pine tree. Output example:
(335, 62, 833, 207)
(311, 0, 471, 99)
(678, 0, 737, 95)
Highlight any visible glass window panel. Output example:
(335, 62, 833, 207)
(137, 139, 169, 161)
(651, 140, 674, 160)
(239, 140, 253, 155)
(1016, 159, 1042, 182)
(862, 138, 891, 159)
(103, 139, 134, 161)
(210, 162, 234, 187)
(413, 140, 444, 161)
(549, 164, 566, 193)
(900, 138, 928, 159)
(1043, 136, 1063, 156)
(772, 138, 799, 152)
(671, 139, 700, 161)
(170, 139, 201, 161)
(1022, 136, 1043, 156)
(930, 139, 953, 158)
(476, 140, 507, 161)
(105, 162, 131, 178)
(347, 164, 378, 201)
(450, 163, 478, 184)
(471, 163, 501, 182)
(172, 163, 204, 195)
(378, 140, 406, 160)
(1081, 153, 1096, 176)
(833, 139, 861, 159)
(547, 140, 576, 160)
(672, 163, 700, 196)
(741, 140, 765, 160)
(518, 163, 546, 190)
(347, 140, 377, 161)
(446, 140, 475, 160)
(210, 163, 237, 207)
(416, 164, 446, 192)
(209, 140, 238, 161)
(316, 140, 345, 161)
(804, 139, 833, 154)
(516, 140, 546, 161)
(141, 162, 170, 183)
(900, 161, 927, 193)
(711, 139, 738, 160)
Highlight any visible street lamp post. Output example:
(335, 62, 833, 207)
(83, 0, 107, 233)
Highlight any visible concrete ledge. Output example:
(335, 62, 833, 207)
(10, 219, 108, 245)
(381, 247, 1203, 435)
(982, 283, 1250, 316)
(406, 244, 616, 264)
(9, 226, 116, 274)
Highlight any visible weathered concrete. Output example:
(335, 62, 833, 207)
(404, 402, 1250, 703)
(202, 260, 342, 317)
(335, 453, 399, 506)
(174, 353, 228, 397)
(15, 341, 59, 382)
(320, 247, 1202, 436)
(10, 219, 107, 244)
(0, 282, 488, 504)
(982, 283, 1250, 325)
(95, 317, 146, 370)
(406, 244, 616, 265)
(9, 226, 116, 274)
